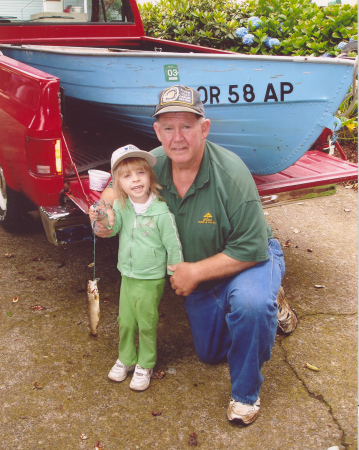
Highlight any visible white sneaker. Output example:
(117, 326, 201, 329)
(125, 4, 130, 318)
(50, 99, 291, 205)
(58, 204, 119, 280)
(227, 397, 260, 425)
(108, 359, 135, 382)
(129, 364, 153, 391)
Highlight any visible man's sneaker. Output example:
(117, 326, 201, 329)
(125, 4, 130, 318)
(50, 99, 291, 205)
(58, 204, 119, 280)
(276, 286, 298, 334)
(129, 365, 153, 391)
(227, 397, 260, 425)
(108, 359, 135, 382)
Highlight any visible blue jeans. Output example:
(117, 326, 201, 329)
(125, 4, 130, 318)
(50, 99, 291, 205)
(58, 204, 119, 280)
(184, 239, 285, 405)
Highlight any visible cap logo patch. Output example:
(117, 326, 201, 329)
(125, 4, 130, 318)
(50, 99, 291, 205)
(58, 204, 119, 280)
(123, 145, 139, 152)
(161, 86, 194, 106)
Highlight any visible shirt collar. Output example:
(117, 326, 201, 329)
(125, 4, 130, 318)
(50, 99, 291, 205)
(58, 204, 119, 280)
(129, 192, 156, 214)
(158, 141, 210, 194)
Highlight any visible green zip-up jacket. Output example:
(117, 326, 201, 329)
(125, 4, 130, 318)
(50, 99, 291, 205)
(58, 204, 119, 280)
(110, 197, 183, 280)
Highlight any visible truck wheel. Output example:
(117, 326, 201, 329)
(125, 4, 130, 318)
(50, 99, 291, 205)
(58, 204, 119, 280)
(0, 165, 28, 232)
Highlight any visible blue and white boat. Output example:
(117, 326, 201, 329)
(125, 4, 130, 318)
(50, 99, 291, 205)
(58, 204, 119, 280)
(0, 43, 355, 174)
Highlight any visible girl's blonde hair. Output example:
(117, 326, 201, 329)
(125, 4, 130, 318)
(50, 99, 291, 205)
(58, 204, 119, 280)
(113, 157, 162, 207)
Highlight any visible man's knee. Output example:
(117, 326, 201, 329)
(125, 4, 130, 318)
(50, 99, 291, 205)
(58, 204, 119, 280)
(192, 328, 230, 365)
(228, 286, 276, 323)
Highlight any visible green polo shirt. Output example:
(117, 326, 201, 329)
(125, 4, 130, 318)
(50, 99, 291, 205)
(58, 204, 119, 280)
(151, 140, 273, 268)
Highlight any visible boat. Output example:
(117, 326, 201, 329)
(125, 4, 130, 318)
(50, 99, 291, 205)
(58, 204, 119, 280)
(0, 0, 356, 175)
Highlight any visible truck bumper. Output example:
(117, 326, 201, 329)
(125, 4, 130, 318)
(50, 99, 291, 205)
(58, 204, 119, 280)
(39, 203, 92, 245)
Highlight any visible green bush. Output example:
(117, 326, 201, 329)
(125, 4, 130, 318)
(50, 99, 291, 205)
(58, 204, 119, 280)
(139, 0, 357, 56)
(139, 0, 244, 50)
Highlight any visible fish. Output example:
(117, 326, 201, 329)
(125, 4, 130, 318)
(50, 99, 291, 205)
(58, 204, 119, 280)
(87, 279, 100, 336)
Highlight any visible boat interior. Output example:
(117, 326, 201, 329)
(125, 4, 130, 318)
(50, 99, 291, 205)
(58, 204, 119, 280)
(108, 40, 226, 54)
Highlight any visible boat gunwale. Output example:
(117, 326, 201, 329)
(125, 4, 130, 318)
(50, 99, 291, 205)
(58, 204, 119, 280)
(0, 43, 355, 67)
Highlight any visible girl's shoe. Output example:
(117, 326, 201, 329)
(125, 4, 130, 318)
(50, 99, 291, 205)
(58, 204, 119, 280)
(108, 359, 135, 382)
(129, 364, 153, 391)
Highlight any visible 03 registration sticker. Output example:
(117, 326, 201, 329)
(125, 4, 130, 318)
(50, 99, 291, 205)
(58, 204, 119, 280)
(164, 64, 180, 82)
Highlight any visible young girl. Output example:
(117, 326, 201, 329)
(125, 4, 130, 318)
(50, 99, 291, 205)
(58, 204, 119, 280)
(93, 144, 183, 391)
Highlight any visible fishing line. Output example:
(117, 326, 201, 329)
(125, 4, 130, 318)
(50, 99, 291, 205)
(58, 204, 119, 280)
(91, 199, 112, 281)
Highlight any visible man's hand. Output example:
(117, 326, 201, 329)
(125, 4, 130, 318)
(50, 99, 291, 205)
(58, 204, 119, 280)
(168, 254, 258, 297)
(168, 262, 199, 296)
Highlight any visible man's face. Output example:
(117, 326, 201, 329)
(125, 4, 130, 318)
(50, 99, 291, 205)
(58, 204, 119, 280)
(153, 112, 210, 169)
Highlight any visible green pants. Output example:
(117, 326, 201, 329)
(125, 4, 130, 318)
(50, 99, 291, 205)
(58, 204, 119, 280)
(118, 276, 165, 369)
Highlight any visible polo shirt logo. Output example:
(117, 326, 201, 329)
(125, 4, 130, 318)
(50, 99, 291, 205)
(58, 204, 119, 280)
(198, 212, 216, 224)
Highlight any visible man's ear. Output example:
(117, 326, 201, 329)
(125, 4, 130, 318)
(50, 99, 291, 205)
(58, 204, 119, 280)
(201, 118, 211, 140)
(153, 121, 162, 143)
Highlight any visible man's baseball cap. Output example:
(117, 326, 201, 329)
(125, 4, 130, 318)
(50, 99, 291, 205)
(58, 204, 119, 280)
(153, 85, 205, 117)
(111, 144, 157, 176)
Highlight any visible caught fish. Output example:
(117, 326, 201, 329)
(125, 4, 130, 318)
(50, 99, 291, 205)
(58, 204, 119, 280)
(87, 279, 100, 336)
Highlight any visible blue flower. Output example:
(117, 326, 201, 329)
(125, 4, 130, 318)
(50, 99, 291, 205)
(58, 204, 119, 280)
(349, 37, 355, 42)
(243, 34, 255, 45)
(321, 52, 335, 58)
(336, 41, 347, 50)
(267, 38, 281, 49)
(280, 22, 283, 32)
(235, 27, 248, 38)
(248, 16, 262, 29)
(264, 37, 272, 47)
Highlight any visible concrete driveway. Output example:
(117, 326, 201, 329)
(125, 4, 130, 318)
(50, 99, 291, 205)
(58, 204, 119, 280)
(0, 185, 357, 449)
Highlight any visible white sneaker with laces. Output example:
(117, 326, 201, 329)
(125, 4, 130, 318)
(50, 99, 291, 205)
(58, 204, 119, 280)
(129, 364, 153, 391)
(108, 359, 135, 382)
(227, 397, 260, 425)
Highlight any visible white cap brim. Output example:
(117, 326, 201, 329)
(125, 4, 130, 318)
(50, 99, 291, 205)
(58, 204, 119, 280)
(111, 146, 157, 176)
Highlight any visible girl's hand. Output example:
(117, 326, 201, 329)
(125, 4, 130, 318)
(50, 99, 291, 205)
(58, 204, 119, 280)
(89, 203, 115, 237)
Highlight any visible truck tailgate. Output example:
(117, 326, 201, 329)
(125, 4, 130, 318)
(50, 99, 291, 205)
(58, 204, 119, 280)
(254, 151, 358, 207)
(66, 150, 358, 211)
(41, 150, 357, 245)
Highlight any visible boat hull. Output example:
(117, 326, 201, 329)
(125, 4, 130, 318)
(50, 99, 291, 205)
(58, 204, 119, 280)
(0, 45, 354, 174)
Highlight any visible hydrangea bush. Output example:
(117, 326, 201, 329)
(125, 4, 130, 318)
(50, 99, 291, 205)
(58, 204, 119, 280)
(139, 0, 357, 56)
(139, 0, 245, 50)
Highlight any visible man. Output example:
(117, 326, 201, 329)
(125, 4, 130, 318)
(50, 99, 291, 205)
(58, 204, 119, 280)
(91, 85, 297, 425)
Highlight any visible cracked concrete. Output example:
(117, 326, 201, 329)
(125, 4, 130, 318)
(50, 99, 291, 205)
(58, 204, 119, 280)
(0, 185, 357, 449)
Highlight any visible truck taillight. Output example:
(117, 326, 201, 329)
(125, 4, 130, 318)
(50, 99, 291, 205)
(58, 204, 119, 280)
(55, 140, 62, 175)
(26, 138, 62, 176)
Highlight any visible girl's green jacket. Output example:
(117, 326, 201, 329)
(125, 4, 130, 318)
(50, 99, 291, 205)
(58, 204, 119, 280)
(110, 197, 183, 279)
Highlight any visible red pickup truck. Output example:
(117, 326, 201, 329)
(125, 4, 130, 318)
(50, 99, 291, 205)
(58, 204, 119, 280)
(0, 0, 357, 245)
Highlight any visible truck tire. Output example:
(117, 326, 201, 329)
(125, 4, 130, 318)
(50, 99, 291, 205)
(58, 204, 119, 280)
(0, 165, 28, 232)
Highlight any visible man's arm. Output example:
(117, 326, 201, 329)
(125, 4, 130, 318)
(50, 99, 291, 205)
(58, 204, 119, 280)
(88, 187, 116, 237)
(168, 253, 258, 297)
